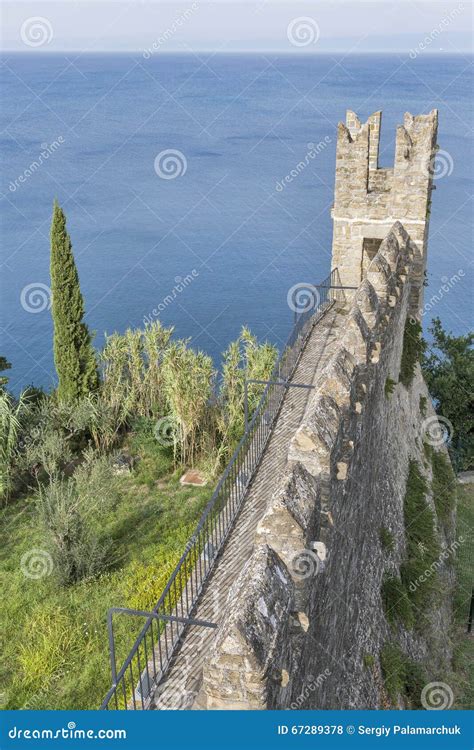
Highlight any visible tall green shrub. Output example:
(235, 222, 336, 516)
(0, 391, 28, 501)
(218, 327, 278, 455)
(50, 202, 98, 402)
(161, 341, 215, 466)
(37, 475, 111, 586)
(100, 321, 173, 422)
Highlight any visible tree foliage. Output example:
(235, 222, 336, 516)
(422, 318, 473, 470)
(50, 202, 98, 402)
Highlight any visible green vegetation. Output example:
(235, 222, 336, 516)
(0, 431, 212, 709)
(430, 449, 457, 525)
(400, 460, 440, 614)
(379, 526, 395, 552)
(219, 328, 278, 463)
(381, 485, 473, 711)
(36, 469, 112, 587)
(452, 483, 474, 709)
(50, 202, 99, 402)
(0, 356, 11, 389)
(162, 340, 215, 466)
(380, 479, 472, 711)
(399, 317, 424, 388)
(380, 643, 425, 707)
(380, 644, 405, 702)
(384, 377, 396, 398)
(363, 653, 375, 670)
(91, 323, 276, 467)
(382, 575, 414, 629)
(422, 318, 473, 470)
(419, 395, 427, 417)
(381, 461, 440, 630)
(0, 390, 29, 502)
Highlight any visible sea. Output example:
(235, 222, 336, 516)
(0, 53, 472, 393)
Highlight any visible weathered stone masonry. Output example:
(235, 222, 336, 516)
(196, 110, 455, 710)
(331, 109, 438, 314)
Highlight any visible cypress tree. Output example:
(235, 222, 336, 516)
(50, 201, 99, 401)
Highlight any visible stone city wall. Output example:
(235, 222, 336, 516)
(199, 220, 454, 709)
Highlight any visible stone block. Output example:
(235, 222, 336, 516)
(200, 545, 294, 710)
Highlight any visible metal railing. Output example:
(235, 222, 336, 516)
(101, 268, 345, 710)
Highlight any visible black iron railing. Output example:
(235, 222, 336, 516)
(101, 268, 345, 710)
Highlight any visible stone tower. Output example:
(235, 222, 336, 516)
(331, 109, 438, 312)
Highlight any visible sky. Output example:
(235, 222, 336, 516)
(1, 0, 472, 53)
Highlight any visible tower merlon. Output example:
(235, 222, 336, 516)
(331, 108, 438, 313)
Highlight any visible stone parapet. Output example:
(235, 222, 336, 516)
(200, 545, 294, 709)
(289, 221, 414, 480)
(199, 221, 422, 710)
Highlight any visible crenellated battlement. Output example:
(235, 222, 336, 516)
(332, 109, 438, 315)
(289, 221, 417, 479)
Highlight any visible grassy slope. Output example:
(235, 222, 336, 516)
(452, 482, 474, 709)
(0, 432, 212, 710)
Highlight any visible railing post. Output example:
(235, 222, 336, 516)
(244, 378, 249, 433)
(107, 609, 118, 686)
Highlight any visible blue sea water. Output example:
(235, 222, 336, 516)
(0, 53, 472, 393)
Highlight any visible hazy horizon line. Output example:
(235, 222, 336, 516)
(1, 48, 472, 55)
